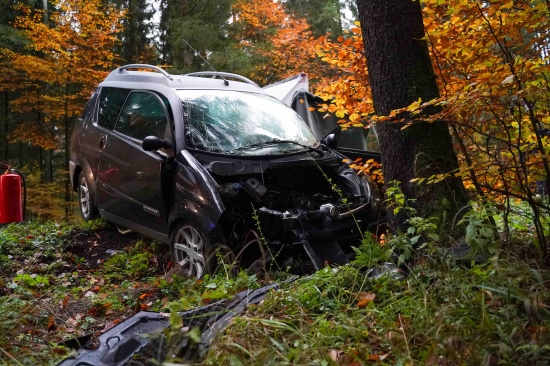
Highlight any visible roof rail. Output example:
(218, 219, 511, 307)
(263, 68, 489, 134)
(185, 71, 258, 86)
(118, 64, 173, 80)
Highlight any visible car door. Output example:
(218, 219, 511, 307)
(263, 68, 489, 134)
(96, 91, 173, 234)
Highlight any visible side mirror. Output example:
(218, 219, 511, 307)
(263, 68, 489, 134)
(321, 126, 341, 149)
(142, 136, 172, 151)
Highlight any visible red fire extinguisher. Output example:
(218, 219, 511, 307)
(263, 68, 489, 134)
(0, 161, 26, 224)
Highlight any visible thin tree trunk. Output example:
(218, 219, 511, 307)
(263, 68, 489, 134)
(64, 82, 70, 220)
(42, 0, 48, 23)
(49, 149, 53, 184)
(2, 91, 8, 161)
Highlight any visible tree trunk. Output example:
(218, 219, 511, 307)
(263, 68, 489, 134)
(64, 82, 71, 220)
(357, 0, 468, 234)
(41, 0, 48, 23)
(2, 91, 8, 161)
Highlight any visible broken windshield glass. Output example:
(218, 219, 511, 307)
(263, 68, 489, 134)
(178, 90, 319, 155)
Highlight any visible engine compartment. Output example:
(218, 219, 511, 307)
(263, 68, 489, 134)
(211, 161, 372, 270)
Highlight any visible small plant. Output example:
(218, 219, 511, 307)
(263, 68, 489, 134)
(352, 233, 390, 269)
(458, 201, 499, 258)
(12, 273, 50, 288)
(380, 181, 441, 265)
(103, 249, 153, 281)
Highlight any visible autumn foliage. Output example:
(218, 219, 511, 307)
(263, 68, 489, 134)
(230, 0, 328, 86)
(315, 0, 550, 252)
(0, 0, 122, 149)
(2, 0, 550, 252)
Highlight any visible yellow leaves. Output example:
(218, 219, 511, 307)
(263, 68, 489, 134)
(410, 173, 449, 185)
(418, 0, 550, 201)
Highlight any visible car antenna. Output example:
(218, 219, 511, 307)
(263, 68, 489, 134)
(182, 38, 229, 86)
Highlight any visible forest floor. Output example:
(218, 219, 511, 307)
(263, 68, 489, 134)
(1, 218, 550, 365)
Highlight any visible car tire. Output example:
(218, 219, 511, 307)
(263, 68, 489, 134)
(78, 170, 98, 221)
(170, 221, 222, 279)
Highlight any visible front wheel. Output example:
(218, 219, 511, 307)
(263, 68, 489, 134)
(170, 222, 216, 279)
(78, 171, 98, 221)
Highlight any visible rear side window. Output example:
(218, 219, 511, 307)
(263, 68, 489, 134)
(97, 87, 131, 129)
(115, 92, 169, 141)
(81, 88, 99, 123)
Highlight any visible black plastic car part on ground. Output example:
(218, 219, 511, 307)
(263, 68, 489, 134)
(57, 280, 291, 366)
(69, 64, 383, 278)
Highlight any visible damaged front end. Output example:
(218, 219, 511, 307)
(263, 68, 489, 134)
(193, 150, 382, 270)
(177, 88, 382, 271)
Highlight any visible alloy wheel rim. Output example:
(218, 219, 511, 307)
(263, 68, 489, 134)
(79, 177, 90, 218)
(174, 225, 206, 279)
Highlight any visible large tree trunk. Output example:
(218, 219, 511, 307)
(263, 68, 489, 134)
(357, 0, 468, 234)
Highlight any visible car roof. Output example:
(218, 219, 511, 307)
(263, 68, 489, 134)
(100, 64, 265, 94)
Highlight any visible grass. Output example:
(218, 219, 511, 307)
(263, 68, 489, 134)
(0, 219, 266, 365)
(0, 206, 549, 365)
(201, 199, 550, 365)
(204, 253, 550, 365)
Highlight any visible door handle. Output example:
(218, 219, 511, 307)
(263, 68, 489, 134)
(136, 172, 145, 180)
(99, 136, 107, 150)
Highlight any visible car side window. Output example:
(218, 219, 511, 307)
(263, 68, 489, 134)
(81, 88, 99, 123)
(98, 87, 131, 129)
(115, 91, 169, 141)
(365, 127, 380, 152)
(337, 127, 381, 153)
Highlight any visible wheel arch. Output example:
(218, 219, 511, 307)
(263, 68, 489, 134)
(168, 199, 221, 239)
(73, 158, 97, 199)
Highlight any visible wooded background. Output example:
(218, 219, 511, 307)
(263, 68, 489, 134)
(1, 0, 549, 255)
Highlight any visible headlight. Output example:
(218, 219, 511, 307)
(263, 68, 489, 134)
(358, 171, 382, 211)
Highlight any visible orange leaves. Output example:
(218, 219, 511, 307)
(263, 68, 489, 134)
(348, 158, 384, 184)
(356, 291, 376, 308)
(420, 0, 550, 201)
(314, 26, 374, 129)
(231, 0, 323, 85)
(1, 0, 122, 148)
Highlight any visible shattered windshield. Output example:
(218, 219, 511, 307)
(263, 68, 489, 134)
(177, 90, 319, 155)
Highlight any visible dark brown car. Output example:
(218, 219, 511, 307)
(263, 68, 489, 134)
(69, 65, 382, 278)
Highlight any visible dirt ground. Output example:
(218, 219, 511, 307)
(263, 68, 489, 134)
(64, 227, 148, 270)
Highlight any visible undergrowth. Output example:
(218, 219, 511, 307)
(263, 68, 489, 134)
(1, 194, 550, 365)
(0, 219, 265, 365)
(204, 250, 550, 365)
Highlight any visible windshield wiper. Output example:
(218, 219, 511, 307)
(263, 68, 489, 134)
(234, 138, 323, 155)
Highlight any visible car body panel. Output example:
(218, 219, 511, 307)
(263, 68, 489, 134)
(96, 132, 167, 233)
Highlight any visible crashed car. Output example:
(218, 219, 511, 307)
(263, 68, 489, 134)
(69, 64, 382, 278)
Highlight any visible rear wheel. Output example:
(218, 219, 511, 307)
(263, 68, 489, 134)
(78, 171, 98, 221)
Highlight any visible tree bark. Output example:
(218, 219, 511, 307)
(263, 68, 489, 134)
(357, 0, 468, 233)
(2, 91, 8, 161)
